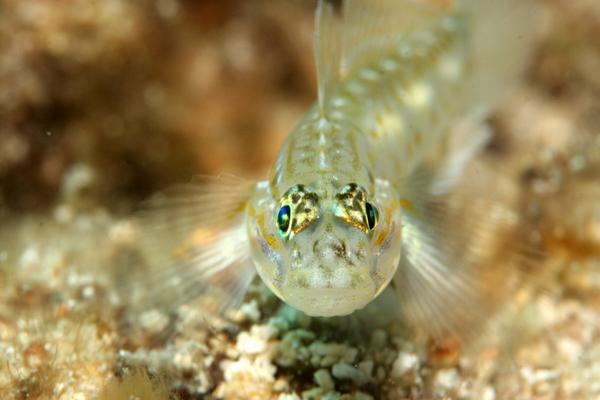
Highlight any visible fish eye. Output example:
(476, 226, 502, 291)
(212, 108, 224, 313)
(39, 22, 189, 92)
(277, 204, 292, 238)
(334, 183, 379, 233)
(276, 184, 320, 239)
(365, 202, 379, 230)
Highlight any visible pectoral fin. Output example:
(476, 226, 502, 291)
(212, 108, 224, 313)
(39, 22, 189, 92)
(115, 175, 257, 332)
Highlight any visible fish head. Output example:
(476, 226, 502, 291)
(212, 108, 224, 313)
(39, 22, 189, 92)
(247, 178, 402, 317)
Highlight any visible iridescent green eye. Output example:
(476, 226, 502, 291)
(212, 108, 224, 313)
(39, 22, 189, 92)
(277, 204, 292, 237)
(365, 202, 379, 230)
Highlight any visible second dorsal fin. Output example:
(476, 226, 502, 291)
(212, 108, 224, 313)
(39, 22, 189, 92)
(314, 0, 450, 111)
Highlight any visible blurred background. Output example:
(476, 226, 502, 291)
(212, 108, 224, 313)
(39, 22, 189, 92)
(1, 0, 600, 399)
(0, 0, 318, 214)
(0, 0, 599, 212)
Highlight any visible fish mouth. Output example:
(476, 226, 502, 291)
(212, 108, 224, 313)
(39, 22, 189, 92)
(284, 286, 375, 317)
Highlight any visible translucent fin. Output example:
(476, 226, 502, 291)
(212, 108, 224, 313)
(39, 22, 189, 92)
(340, 0, 447, 77)
(430, 110, 491, 195)
(394, 201, 511, 342)
(393, 153, 532, 345)
(313, 0, 534, 109)
(315, 0, 343, 111)
(314, 0, 447, 108)
(115, 175, 256, 332)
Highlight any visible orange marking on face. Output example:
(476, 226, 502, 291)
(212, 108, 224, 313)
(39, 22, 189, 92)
(374, 202, 399, 246)
(399, 198, 415, 212)
(257, 212, 280, 250)
(373, 198, 414, 246)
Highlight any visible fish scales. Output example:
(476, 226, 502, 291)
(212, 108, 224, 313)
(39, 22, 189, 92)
(278, 15, 465, 198)
(272, 113, 370, 199)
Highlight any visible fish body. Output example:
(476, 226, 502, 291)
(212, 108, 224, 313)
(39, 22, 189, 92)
(251, 8, 463, 316)
(272, 7, 466, 196)
(131, 0, 533, 339)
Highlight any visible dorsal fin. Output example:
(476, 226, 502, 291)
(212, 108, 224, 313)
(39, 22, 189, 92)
(340, 0, 449, 77)
(314, 0, 343, 113)
(314, 0, 449, 110)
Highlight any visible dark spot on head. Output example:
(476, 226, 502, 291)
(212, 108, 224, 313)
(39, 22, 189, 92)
(332, 241, 346, 259)
(306, 192, 318, 202)
(313, 240, 318, 252)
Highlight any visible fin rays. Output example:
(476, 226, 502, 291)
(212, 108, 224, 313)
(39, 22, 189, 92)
(395, 209, 491, 340)
(115, 176, 257, 332)
(392, 136, 535, 344)
(314, 0, 448, 108)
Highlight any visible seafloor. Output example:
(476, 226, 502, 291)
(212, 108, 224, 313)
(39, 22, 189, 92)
(1, 0, 599, 399)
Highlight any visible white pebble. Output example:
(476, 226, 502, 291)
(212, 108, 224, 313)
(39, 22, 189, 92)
(391, 352, 419, 378)
(61, 163, 94, 197)
(236, 331, 267, 355)
(19, 246, 39, 268)
(239, 300, 261, 322)
(481, 386, 496, 400)
(278, 394, 301, 400)
(434, 368, 459, 392)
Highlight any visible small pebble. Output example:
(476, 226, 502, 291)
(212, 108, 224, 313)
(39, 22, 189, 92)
(236, 331, 266, 354)
(370, 329, 387, 349)
(434, 368, 459, 392)
(274, 378, 290, 392)
(238, 300, 261, 322)
(354, 392, 374, 400)
(302, 387, 325, 400)
(314, 368, 335, 391)
(332, 362, 370, 386)
(279, 394, 301, 400)
(391, 352, 419, 378)
(358, 360, 374, 379)
(481, 386, 496, 400)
